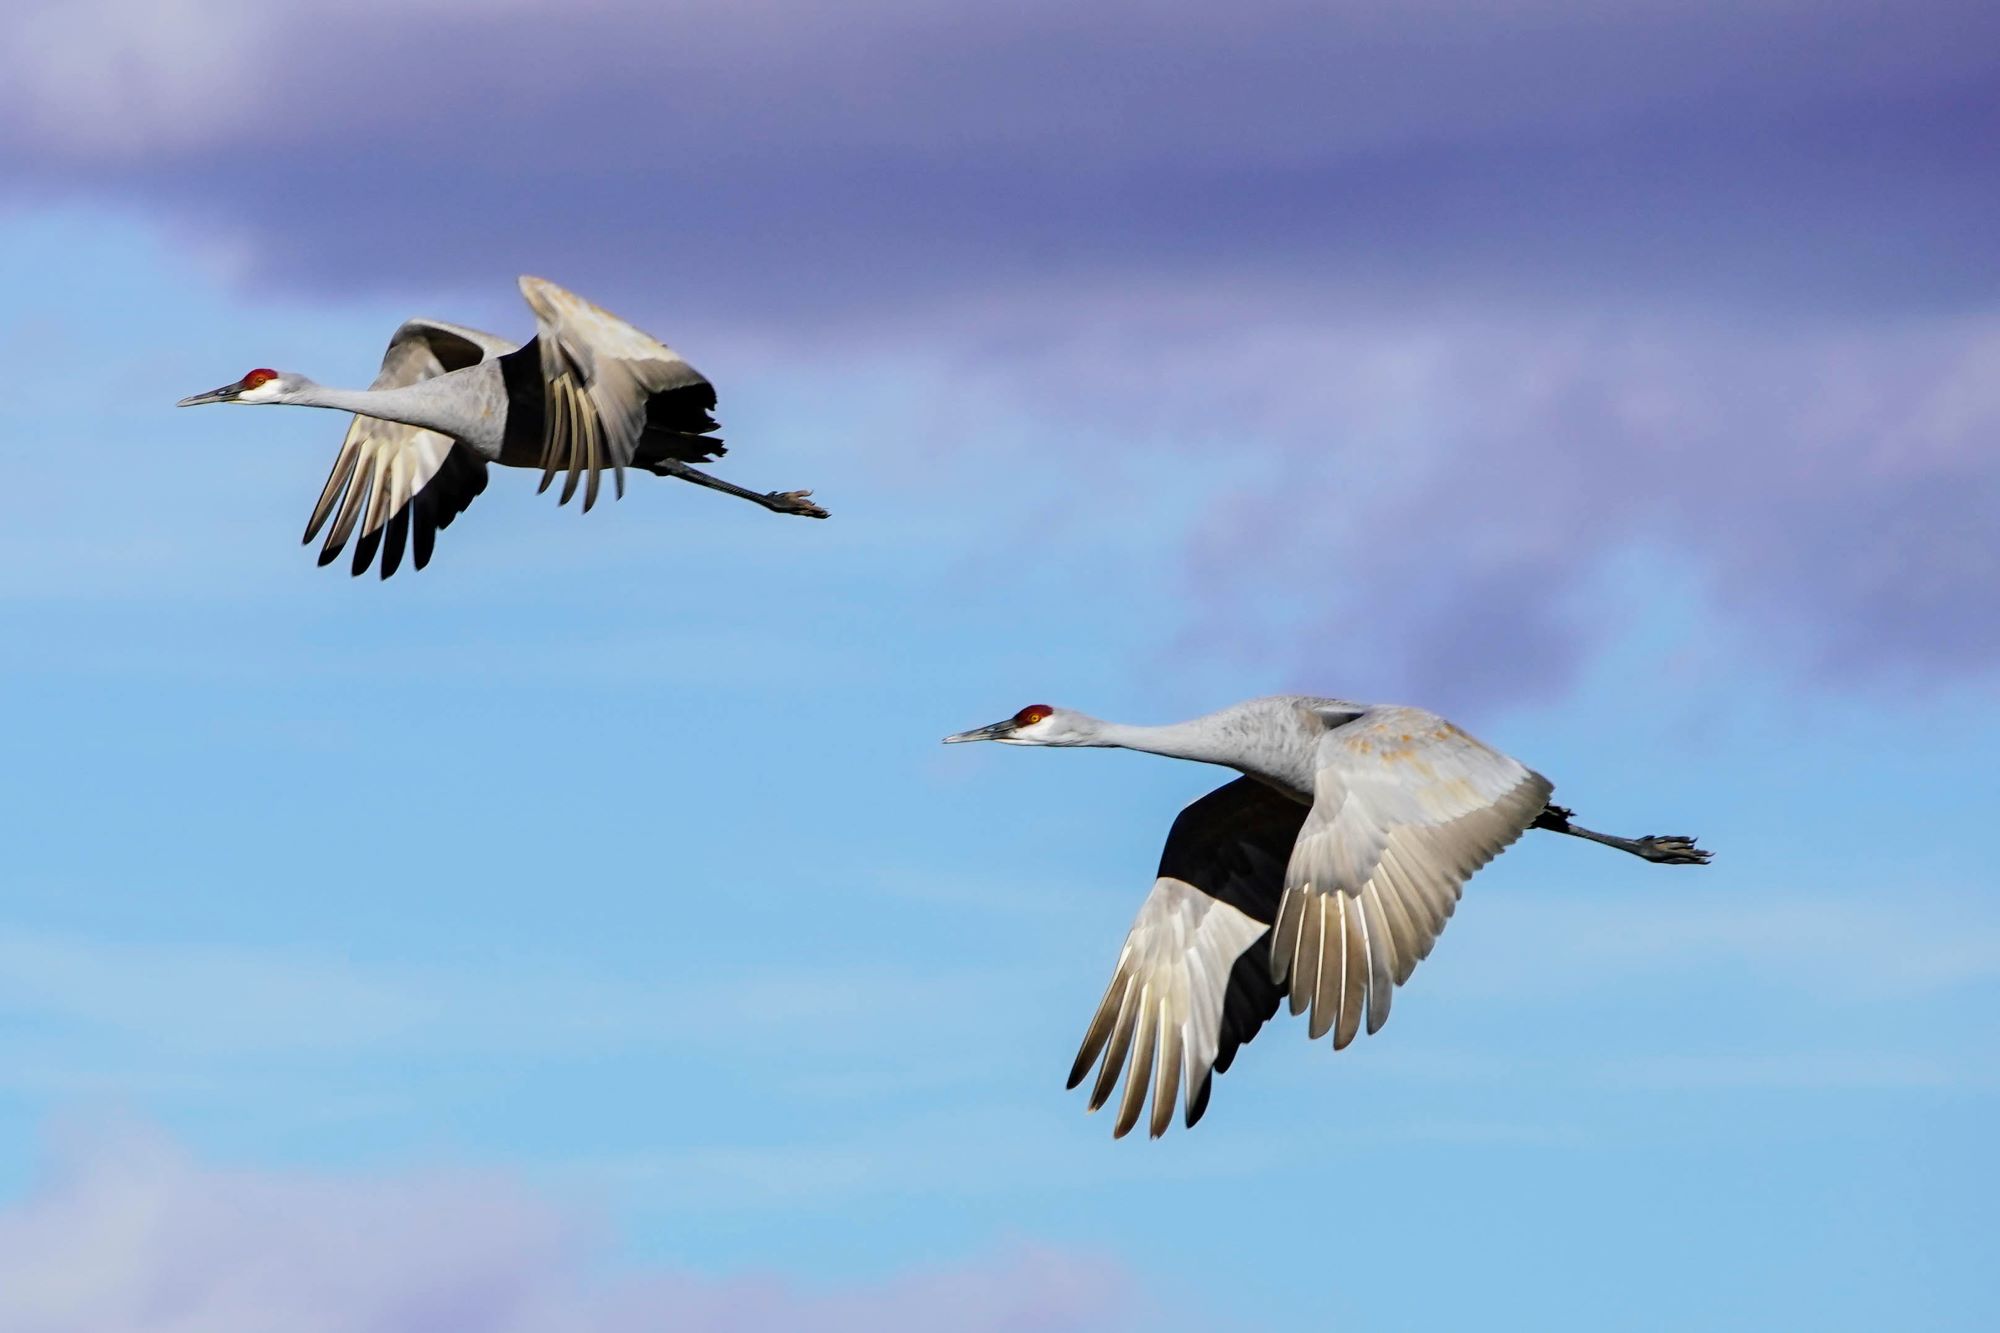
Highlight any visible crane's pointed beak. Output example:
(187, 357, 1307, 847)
(176, 380, 246, 407)
(942, 718, 1019, 744)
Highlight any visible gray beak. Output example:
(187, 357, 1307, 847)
(176, 382, 244, 407)
(942, 718, 1019, 744)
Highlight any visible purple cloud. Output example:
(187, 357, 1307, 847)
(0, 1125, 1142, 1333)
(6, 0, 1991, 321)
(3, 0, 1995, 707)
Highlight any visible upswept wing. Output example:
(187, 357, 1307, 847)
(1269, 707, 1552, 1050)
(304, 319, 515, 579)
(1070, 778, 1306, 1138)
(516, 276, 720, 512)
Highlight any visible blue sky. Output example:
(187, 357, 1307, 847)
(1, 4, 1996, 1330)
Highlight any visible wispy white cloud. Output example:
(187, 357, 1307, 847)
(0, 1123, 1152, 1333)
(5, 0, 1991, 165)
(1, 0, 265, 153)
(937, 296, 2000, 713)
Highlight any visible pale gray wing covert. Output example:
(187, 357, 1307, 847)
(1268, 707, 1554, 1049)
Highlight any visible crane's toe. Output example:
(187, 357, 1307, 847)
(1636, 835, 1711, 865)
(769, 489, 830, 518)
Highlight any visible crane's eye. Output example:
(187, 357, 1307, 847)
(1013, 704, 1052, 726)
(242, 368, 278, 388)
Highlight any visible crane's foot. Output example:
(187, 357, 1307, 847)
(763, 489, 829, 519)
(645, 458, 829, 518)
(1632, 835, 1711, 865)
(1533, 805, 1712, 864)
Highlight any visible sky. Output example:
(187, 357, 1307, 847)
(0, 1, 1995, 1329)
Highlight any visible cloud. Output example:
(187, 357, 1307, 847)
(3, 0, 1995, 706)
(1, 0, 263, 154)
(14, 0, 1979, 158)
(6, 0, 1990, 319)
(0, 1125, 1144, 1333)
(1077, 301, 2000, 713)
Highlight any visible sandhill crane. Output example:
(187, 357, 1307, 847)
(177, 276, 826, 578)
(944, 696, 1710, 1138)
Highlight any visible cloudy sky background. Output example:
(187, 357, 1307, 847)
(0, 1, 1995, 1329)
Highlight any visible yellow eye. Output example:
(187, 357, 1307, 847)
(1013, 704, 1052, 726)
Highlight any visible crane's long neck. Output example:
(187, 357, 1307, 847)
(1082, 712, 1316, 796)
(1086, 718, 1265, 770)
(289, 366, 505, 456)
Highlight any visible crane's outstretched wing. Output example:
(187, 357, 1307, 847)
(1270, 707, 1553, 1049)
(304, 319, 516, 579)
(1070, 777, 1307, 1138)
(515, 276, 722, 513)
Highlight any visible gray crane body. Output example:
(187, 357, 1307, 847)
(945, 693, 1711, 1138)
(176, 276, 824, 579)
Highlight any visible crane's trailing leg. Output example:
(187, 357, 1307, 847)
(1532, 804, 1711, 864)
(642, 458, 828, 518)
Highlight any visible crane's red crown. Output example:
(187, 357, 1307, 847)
(242, 368, 278, 388)
(1013, 704, 1053, 726)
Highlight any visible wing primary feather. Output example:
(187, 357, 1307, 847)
(1269, 885, 1305, 986)
(1187, 1071, 1213, 1128)
(1335, 892, 1367, 1050)
(1286, 891, 1318, 1019)
(1380, 848, 1440, 967)
(378, 504, 410, 580)
(1385, 843, 1449, 941)
(1150, 997, 1182, 1139)
(1360, 881, 1397, 1035)
(1089, 984, 1141, 1112)
(559, 384, 587, 506)
(582, 407, 603, 511)
(538, 376, 569, 495)
(1308, 894, 1341, 1040)
(1069, 973, 1126, 1091)
(359, 450, 396, 541)
(349, 482, 389, 576)
(304, 439, 362, 542)
(1114, 986, 1158, 1139)
(1374, 858, 1426, 983)
(349, 520, 383, 577)
(350, 451, 399, 576)
(556, 381, 580, 502)
(412, 494, 438, 570)
(321, 451, 375, 562)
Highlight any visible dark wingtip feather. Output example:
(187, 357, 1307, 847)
(350, 523, 383, 578)
(412, 506, 436, 570)
(378, 507, 409, 580)
(1186, 1075, 1211, 1128)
